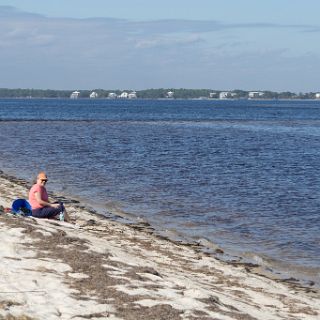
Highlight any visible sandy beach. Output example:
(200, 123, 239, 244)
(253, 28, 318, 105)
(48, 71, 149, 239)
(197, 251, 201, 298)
(0, 172, 319, 320)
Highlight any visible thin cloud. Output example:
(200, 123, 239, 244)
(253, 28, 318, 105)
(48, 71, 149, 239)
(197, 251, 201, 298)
(1, 5, 320, 38)
(0, 5, 44, 19)
(1, 5, 318, 54)
(135, 35, 205, 49)
(0, 5, 319, 91)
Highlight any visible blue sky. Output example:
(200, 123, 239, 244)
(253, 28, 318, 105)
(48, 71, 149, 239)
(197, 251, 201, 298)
(0, 0, 320, 92)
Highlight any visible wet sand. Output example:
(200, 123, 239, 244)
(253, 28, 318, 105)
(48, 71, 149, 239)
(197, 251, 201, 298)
(0, 172, 319, 320)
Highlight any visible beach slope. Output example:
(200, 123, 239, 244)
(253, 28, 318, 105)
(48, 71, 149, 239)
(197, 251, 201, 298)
(0, 174, 319, 320)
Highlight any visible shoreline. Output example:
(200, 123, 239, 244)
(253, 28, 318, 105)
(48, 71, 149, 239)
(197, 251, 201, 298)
(0, 174, 320, 320)
(1, 97, 320, 101)
(0, 172, 319, 319)
(1, 169, 318, 291)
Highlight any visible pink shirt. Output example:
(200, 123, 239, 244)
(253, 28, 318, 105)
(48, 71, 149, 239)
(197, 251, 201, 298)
(28, 184, 49, 209)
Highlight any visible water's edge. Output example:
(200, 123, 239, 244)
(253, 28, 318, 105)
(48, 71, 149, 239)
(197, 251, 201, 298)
(1, 169, 318, 291)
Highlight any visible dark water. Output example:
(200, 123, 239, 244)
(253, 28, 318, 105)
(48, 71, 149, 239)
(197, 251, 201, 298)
(0, 98, 319, 286)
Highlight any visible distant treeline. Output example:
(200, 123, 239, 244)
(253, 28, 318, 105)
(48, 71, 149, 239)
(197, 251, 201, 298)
(0, 88, 318, 99)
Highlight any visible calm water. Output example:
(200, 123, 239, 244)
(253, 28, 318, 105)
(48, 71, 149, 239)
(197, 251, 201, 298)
(0, 98, 319, 285)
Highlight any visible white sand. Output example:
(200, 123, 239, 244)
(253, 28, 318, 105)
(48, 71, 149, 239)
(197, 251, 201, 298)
(0, 174, 319, 320)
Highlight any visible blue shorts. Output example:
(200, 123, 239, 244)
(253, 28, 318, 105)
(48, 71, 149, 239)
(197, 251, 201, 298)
(32, 203, 64, 219)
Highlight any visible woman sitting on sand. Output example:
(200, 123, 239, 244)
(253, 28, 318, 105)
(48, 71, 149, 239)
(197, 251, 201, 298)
(28, 171, 70, 222)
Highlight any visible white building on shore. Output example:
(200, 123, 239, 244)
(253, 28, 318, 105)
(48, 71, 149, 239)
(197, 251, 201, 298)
(248, 91, 264, 99)
(89, 91, 98, 99)
(128, 91, 137, 99)
(167, 91, 174, 98)
(315, 93, 320, 99)
(119, 92, 129, 99)
(108, 92, 117, 99)
(70, 91, 80, 99)
(219, 91, 236, 99)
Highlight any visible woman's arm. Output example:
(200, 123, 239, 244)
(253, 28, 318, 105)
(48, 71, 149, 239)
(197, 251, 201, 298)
(34, 191, 60, 208)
